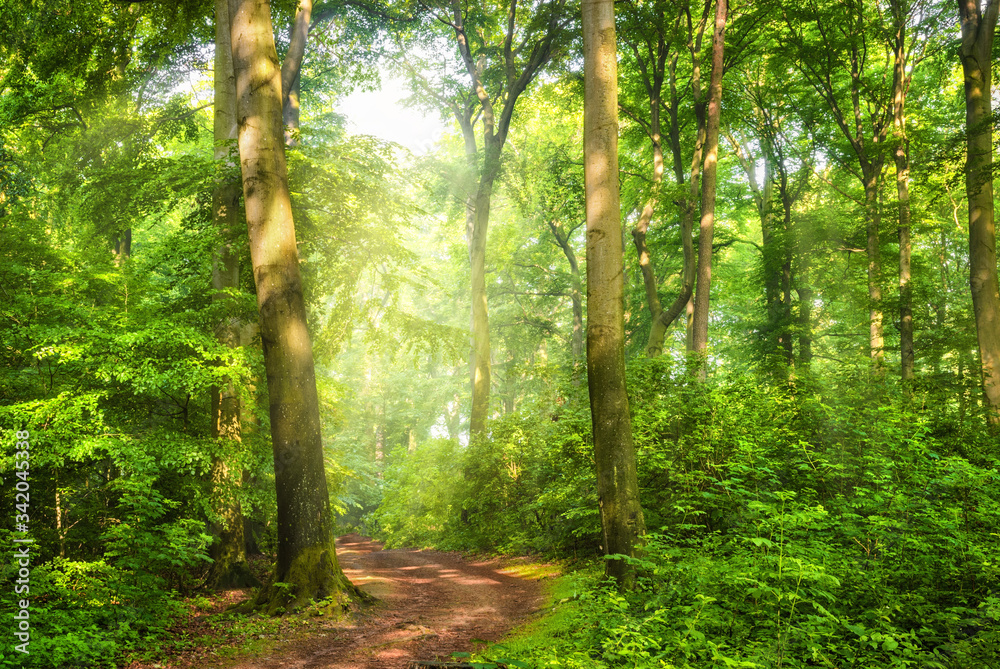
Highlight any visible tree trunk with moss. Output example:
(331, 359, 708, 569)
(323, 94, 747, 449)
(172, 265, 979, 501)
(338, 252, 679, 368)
(583, 0, 646, 588)
(228, 0, 355, 612)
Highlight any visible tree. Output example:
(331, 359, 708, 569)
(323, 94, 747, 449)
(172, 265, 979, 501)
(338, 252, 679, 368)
(724, 55, 814, 371)
(582, 0, 646, 587)
(691, 0, 727, 380)
(891, 0, 915, 382)
(395, 0, 571, 436)
(205, 0, 258, 590)
(618, 0, 714, 359)
(782, 0, 894, 369)
(226, 0, 354, 611)
(957, 0, 1000, 424)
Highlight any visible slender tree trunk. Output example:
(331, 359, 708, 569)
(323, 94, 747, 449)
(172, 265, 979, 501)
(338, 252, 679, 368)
(446, 390, 461, 441)
(632, 128, 667, 354)
(632, 114, 694, 358)
(582, 0, 645, 588)
(55, 472, 65, 558)
(892, 5, 914, 383)
(283, 75, 300, 146)
(691, 0, 727, 380)
(681, 144, 703, 358)
(469, 142, 501, 437)
(548, 220, 584, 363)
(759, 166, 782, 352)
(228, 0, 354, 612)
(796, 282, 813, 370)
(780, 207, 793, 365)
(958, 0, 1000, 424)
(896, 153, 913, 381)
(281, 0, 310, 147)
(685, 295, 694, 351)
(864, 168, 885, 368)
(959, 351, 968, 427)
(374, 422, 385, 478)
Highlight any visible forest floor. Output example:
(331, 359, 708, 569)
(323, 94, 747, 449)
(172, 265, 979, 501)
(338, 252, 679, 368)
(127, 534, 552, 669)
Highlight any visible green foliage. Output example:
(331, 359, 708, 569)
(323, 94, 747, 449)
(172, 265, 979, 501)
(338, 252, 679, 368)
(379, 359, 1000, 668)
(372, 438, 465, 547)
(0, 508, 210, 669)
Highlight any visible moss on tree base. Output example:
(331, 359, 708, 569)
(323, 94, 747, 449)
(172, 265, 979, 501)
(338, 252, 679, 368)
(249, 542, 370, 616)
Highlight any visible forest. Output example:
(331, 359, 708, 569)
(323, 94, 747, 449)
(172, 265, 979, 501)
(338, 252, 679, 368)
(1, 0, 999, 667)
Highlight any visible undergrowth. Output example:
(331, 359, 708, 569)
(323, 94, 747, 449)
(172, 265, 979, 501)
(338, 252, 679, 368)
(377, 359, 1000, 668)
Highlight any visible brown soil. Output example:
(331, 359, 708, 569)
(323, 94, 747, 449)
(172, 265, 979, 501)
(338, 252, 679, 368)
(134, 534, 546, 669)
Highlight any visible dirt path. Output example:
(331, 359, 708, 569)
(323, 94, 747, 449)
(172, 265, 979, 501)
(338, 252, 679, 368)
(221, 534, 545, 668)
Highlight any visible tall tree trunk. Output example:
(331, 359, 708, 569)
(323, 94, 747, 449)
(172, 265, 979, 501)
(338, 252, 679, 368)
(959, 351, 968, 427)
(727, 131, 796, 366)
(632, 117, 668, 355)
(864, 167, 885, 367)
(468, 142, 501, 436)
(632, 99, 695, 358)
(958, 0, 1000, 424)
(434, 0, 562, 437)
(228, 0, 354, 612)
(55, 471, 65, 558)
(548, 219, 584, 364)
(892, 2, 914, 383)
(759, 165, 784, 355)
(374, 421, 385, 478)
(583, 0, 645, 588)
(685, 295, 694, 351)
(206, 0, 257, 590)
(281, 0, 310, 147)
(691, 0, 727, 381)
(780, 214, 793, 365)
(283, 74, 300, 146)
(796, 282, 813, 370)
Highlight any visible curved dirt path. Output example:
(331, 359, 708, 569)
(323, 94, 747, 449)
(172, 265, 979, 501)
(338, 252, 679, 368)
(225, 534, 545, 669)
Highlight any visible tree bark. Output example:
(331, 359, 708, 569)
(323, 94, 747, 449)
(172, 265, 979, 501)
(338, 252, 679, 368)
(691, 0, 727, 381)
(582, 0, 645, 588)
(796, 283, 812, 370)
(281, 0, 310, 146)
(785, 5, 892, 368)
(625, 3, 708, 360)
(434, 0, 563, 438)
(468, 142, 500, 437)
(228, 0, 354, 612)
(206, 0, 258, 591)
(627, 42, 696, 358)
(114, 228, 132, 264)
(283, 74, 301, 146)
(891, 0, 914, 383)
(547, 219, 584, 363)
(864, 168, 885, 368)
(726, 129, 799, 367)
(958, 0, 1000, 425)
